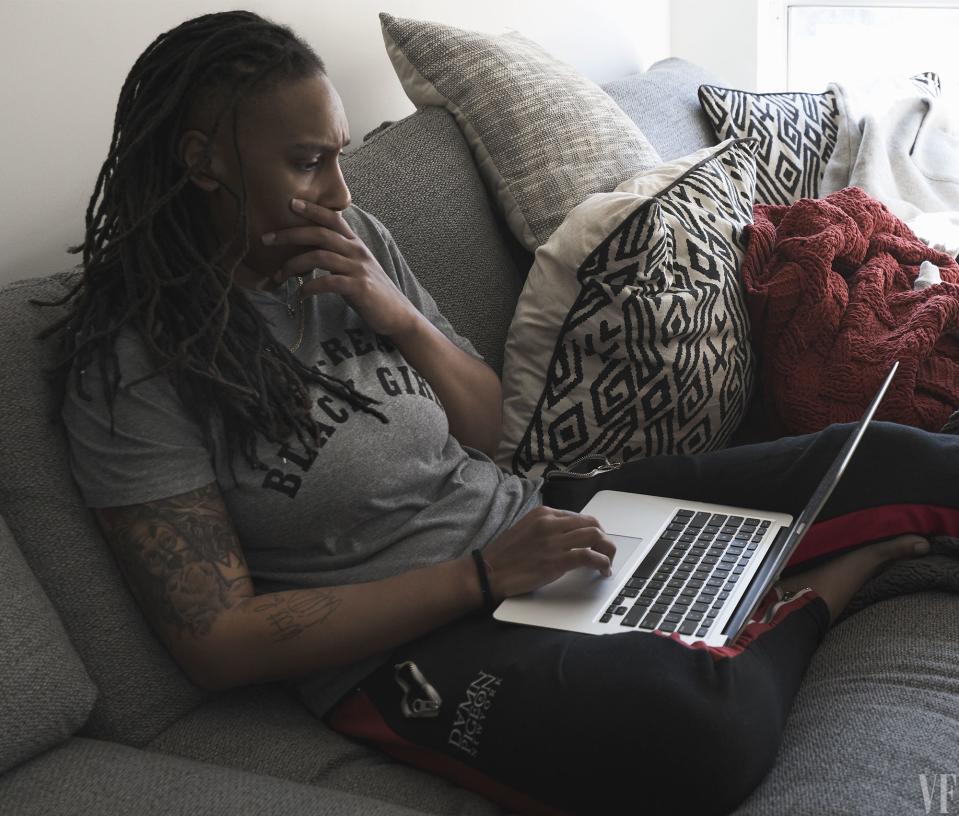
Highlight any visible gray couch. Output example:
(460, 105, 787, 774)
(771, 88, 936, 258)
(2, 58, 957, 816)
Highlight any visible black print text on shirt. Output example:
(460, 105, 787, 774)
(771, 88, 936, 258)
(261, 329, 444, 499)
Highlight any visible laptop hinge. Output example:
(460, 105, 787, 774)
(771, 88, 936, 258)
(721, 525, 792, 643)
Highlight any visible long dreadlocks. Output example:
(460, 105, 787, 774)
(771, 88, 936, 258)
(33, 10, 388, 484)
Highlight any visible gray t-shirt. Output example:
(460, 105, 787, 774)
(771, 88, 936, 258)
(62, 205, 544, 718)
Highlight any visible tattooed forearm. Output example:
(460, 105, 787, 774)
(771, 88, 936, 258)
(96, 483, 254, 642)
(249, 591, 343, 643)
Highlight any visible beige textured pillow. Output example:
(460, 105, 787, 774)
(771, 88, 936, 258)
(496, 139, 760, 479)
(379, 13, 662, 251)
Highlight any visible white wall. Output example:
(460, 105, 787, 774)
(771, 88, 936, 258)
(0, 0, 669, 285)
(670, 0, 772, 91)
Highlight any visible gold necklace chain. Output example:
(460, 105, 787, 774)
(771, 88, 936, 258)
(285, 275, 305, 353)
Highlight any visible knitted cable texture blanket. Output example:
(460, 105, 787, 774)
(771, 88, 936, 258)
(740, 186, 959, 436)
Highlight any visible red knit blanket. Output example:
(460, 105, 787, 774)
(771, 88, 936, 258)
(740, 187, 959, 436)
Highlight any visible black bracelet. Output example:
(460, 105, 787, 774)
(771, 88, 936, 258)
(470, 549, 497, 614)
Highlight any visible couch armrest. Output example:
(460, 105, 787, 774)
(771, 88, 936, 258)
(0, 736, 429, 816)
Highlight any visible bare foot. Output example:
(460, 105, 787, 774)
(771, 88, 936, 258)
(776, 534, 931, 624)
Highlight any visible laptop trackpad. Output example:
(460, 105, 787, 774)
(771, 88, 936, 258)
(539, 533, 645, 601)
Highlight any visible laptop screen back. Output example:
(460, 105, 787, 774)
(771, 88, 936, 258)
(721, 360, 900, 642)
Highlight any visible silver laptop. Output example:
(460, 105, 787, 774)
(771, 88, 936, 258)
(494, 360, 900, 647)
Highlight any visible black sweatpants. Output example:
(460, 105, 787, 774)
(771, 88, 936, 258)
(323, 422, 959, 816)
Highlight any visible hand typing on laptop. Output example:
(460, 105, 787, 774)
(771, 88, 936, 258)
(468, 506, 616, 604)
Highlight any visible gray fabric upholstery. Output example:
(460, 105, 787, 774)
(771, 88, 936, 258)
(733, 591, 959, 814)
(0, 273, 209, 746)
(0, 737, 430, 816)
(148, 685, 505, 814)
(341, 106, 530, 378)
(0, 513, 98, 774)
(603, 57, 721, 162)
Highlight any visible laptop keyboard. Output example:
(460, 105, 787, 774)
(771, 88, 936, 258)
(600, 509, 771, 638)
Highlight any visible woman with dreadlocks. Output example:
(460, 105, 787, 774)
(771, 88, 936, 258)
(43, 10, 959, 816)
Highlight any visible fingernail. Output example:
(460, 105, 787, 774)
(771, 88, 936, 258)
(915, 539, 930, 555)
(291, 198, 305, 211)
(604, 567, 612, 577)
(261, 232, 275, 245)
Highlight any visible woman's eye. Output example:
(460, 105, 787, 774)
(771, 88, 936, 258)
(298, 152, 345, 172)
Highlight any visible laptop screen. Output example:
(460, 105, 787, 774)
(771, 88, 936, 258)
(721, 359, 900, 642)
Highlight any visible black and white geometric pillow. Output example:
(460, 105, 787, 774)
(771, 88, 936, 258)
(911, 71, 942, 97)
(698, 73, 942, 207)
(496, 139, 760, 480)
(698, 85, 840, 205)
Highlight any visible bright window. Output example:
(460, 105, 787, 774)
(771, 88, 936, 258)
(784, 1, 959, 104)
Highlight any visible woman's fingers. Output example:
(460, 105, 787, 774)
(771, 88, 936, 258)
(533, 507, 609, 534)
(561, 526, 617, 570)
(262, 224, 354, 256)
(517, 507, 617, 571)
(297, 272, 353, 302)
(533, 509, 617, 568)
(261, 201, 363, 286)
(277, 248, 351, 281)
(290, 198, 356, 239)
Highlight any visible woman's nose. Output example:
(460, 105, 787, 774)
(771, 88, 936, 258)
(318, 162, 352, 212)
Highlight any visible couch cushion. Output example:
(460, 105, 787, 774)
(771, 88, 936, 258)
(733, 591, 959, 815)
(342, 107, 530, 378)
(0, 736, 434, 816)
(0, 513, 98, 774)
(602, 58, 721, 162)
(497, 139, 759, 478)
(379, 13, 661, 253)
(0, 273, 208, 746)
(147, 684, 504, 814)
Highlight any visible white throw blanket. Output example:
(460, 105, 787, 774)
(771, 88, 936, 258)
(820, 78, 959, 256)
